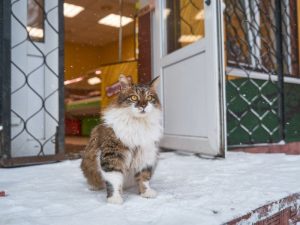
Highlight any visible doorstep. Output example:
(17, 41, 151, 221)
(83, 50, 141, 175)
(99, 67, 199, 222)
(231, 142, 300, 155)
(225, 193, 300, 225)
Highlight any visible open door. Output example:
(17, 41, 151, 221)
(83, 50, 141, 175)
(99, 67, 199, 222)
(153, 0, 226, 156)
(0, 0, 64, 166)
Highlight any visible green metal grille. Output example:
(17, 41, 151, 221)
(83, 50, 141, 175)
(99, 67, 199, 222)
(224, 0, 300, 146)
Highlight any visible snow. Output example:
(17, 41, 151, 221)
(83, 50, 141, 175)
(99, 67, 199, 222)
(1, 152, 300, 225)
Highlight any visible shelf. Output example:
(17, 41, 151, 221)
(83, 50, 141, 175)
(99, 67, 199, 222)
(66, 96, 101, 116)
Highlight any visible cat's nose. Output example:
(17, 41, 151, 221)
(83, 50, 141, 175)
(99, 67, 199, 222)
(139, 103, 147, 109)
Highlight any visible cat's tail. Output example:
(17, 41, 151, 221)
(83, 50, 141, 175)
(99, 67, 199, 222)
(81, 149, 104, 190)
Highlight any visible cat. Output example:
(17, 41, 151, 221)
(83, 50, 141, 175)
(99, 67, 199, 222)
(80, 75, 162, 204)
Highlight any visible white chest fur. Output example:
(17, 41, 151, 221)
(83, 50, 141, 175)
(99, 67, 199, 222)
(102, 107, 162, 188)
(103, 107, 163, 149)
(123, 144, 158, 188)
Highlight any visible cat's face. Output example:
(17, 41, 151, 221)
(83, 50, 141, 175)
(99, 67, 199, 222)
(116, 76, 161, 118)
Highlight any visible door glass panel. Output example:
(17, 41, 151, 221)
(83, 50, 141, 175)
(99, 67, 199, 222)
(27, 0, 44, 42)
(164, 0, 205, 55)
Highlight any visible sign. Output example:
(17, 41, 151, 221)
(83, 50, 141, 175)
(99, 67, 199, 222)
(100, 61, 138, 108)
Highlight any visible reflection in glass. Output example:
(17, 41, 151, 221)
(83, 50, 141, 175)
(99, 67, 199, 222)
(224, 0, 298, 76)
(164, 0, 205, 54)
(27, 0, 44, 42)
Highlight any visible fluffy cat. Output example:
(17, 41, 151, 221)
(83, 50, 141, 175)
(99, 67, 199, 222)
(80, 75, 162, 204)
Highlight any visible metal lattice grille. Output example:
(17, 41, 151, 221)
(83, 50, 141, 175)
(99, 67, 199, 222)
(224, 0, 299, 146)
(7, 0, 63, 159)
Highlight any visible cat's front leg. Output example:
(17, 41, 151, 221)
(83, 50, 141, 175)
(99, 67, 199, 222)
(100, 153, 126, 204)
(135, 167, 157, 198)
(101, 170, 124, 204)
(100, 144, 130, 204)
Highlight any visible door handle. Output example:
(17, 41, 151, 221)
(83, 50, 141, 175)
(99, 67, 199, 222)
(205, 0, 211, 6)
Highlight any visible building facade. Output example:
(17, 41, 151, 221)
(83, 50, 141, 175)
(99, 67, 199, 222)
(1, 0, 300, 166)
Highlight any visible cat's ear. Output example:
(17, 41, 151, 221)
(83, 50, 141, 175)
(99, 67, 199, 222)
(150, 76, 160, 90)
(119, 74, 131, 89)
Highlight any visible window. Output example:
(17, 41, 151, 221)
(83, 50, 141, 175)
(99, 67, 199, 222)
(27, 0, 44, 42)
(225, 0, 299, 77)
(164, 0, 205, 55)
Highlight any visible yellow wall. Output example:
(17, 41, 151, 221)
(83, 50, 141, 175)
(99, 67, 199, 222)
(65, 42, 102, 80)
(65, 35, 135, 80)
(99, 35, 135, 65)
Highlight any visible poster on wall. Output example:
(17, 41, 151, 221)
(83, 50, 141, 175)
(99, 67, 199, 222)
(100, 61, 138, 108)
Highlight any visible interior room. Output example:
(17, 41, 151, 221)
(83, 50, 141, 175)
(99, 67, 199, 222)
(63, 0, 141, 154)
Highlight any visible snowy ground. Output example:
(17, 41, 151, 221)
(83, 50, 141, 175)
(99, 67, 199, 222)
(1, 152, 300, 225)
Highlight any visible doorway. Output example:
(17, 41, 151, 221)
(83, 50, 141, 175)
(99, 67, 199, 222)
(63, 0, 148, 156)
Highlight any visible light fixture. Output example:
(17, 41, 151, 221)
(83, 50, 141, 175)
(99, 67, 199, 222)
(98, 14, 133, 28)
(178, 35, 203, 43)
(64, 77, 84, 85)
(27, 27, 44, 39)
(195, 9, 205, 20)
(64, 3, 84, 18)
(95, 70, 102, 75)
(163, 8, 171, 19)
(88, 77, 101, 85)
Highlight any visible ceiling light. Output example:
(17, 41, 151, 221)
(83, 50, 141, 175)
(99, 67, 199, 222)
(95, 70, 102, 75)
(98, 14, 133, 28)
(88, 77, 101, 85)
(163, 8, 171, 19)
(195, 9, 205, 20)
(27, 27, 44, 39)
(178, 35, 203, 43)
(64, 3, 84, 18)
(64, 77, 84, 85)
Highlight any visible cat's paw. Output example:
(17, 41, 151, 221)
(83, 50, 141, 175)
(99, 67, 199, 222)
(107, 195, 123, 204)
(141, 188, 157, 198)
(89, 186, 102, 191)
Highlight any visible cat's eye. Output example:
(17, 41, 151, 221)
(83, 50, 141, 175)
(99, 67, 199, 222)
(146, 95, 154, 101)
(130, 95, 138, 101)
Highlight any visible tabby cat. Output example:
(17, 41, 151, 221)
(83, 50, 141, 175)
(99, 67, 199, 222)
(81, 75, 162, 204)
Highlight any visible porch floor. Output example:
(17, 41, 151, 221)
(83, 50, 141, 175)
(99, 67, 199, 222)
(1, 152, 300, 225)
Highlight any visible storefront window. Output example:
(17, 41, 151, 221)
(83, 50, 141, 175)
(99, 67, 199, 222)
(225, 0, 299, 77)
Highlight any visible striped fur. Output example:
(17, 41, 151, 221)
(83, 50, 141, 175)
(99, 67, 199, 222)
(81, 75, 162, 204)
